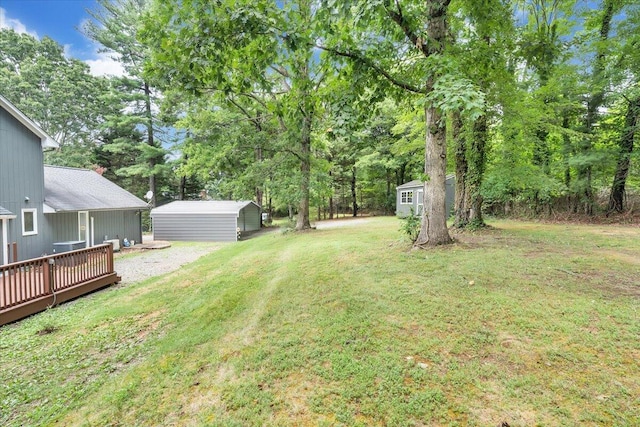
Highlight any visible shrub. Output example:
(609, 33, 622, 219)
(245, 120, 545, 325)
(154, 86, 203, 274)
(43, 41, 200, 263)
(400, 209, 421, 242)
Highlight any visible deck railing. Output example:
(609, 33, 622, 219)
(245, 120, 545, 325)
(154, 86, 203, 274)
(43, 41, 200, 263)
(1, 244, 119, 326)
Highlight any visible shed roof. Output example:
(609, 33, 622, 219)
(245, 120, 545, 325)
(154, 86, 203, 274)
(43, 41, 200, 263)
(396, 180, 423, 190)
(396, 175, 455, 190)
(151, 200, 260, 216)
(0, 95, 59, 150)
(44, 166, 148, 212)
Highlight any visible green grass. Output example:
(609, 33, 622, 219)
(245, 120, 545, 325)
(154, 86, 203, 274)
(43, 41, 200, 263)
(1, 217, 639, 426)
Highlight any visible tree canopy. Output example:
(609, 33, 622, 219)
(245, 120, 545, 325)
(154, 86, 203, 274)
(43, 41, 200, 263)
(2, 0, 639, 240)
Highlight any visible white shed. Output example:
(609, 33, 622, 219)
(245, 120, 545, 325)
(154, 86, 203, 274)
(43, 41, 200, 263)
(150, 201, 261, 242)
(396, 176, 455, 218)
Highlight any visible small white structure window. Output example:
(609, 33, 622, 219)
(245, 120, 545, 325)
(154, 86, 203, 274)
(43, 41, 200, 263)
(22, 208, 38, 236)
(401, 191, 413, 204)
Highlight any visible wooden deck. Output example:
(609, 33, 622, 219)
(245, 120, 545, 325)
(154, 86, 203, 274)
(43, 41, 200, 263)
(1, 244, 120, 326)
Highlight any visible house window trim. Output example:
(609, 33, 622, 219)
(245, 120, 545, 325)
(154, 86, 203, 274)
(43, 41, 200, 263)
(22, 208, 38, 236)
(400, 190, 413, 204)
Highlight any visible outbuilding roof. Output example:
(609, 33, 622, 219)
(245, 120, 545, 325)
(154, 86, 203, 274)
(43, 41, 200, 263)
(396, 180, 423, 190)
(44, 166, 148, 212)
(0, 95, 59, 150)
(151, 200, 260, 215)
(396, 175, 456, 190)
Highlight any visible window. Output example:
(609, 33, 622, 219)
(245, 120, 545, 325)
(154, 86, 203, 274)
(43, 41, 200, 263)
(22, 208, 37, 236)
(401, 191, 413, 204)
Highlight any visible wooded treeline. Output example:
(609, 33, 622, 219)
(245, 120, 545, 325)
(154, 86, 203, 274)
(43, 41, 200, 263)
(1, 0, 638, 245)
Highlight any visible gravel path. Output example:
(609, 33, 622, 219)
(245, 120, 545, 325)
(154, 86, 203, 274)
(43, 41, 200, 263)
(114, 242, 224, 285)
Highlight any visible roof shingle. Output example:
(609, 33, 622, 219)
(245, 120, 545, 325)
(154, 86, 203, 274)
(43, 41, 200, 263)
(44, 166, 147, 212)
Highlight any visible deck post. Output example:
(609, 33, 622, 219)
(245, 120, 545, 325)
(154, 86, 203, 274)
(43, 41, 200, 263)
(107, 244, 114, 273)
(43, 258, 51, 295)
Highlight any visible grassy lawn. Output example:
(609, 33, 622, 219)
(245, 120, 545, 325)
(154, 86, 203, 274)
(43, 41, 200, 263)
(1, 217, 638, 426)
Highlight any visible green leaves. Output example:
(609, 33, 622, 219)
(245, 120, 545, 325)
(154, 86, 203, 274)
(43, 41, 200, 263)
(425, 74, 486, 120)
(0, 29, 107, 167)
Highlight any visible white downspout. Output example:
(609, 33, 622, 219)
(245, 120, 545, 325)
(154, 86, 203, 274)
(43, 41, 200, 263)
(90, 217, 95, 247)
(1, 218, 8, 265)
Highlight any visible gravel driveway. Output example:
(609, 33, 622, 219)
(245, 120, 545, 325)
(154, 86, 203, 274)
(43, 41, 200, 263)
(114, 242, 224, 285)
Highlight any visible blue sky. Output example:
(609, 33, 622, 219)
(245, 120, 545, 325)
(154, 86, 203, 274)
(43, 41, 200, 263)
(0, 0, 123, 75)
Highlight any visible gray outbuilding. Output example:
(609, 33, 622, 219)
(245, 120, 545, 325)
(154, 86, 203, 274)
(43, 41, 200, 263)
(150, 201, 261, 242)
(396, 175, 455, 218)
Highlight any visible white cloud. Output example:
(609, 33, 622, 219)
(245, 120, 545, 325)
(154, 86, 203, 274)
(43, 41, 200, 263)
(78, 18, 127, 78)
(63, 43, 73, 58)
(0, 7, 38, 37)
(85, 51, 126, 77)
(1, 8, 125, 78)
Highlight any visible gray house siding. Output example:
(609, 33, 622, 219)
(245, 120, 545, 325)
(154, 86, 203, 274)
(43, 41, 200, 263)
(46, 210, 143, 249)
(46, 212, 76, 245)
(0, 106, 51, 261)
(153, 213, 238, 242)
(396, 176, 455, 219)
(91, 210, 142, 245)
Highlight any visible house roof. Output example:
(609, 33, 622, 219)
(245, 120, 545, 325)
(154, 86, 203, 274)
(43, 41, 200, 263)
(396, 175, 455, 190)
(0, 95, 59, 150)
(44, 166, 148, 212)
(150, 200, 260, 216)
(0, 205, 16, 219)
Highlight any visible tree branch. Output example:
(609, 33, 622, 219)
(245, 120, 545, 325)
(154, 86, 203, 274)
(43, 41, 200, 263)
(384, 0, 430, 57)
(314, 44, 426, 94)
(269, 64, 290, 79)
(227, 97, 263, 131)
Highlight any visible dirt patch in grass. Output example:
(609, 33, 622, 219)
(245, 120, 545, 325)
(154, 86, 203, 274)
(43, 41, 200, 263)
(273, 372, 315, 422)
(35, 325, 58, 335)
(599, 249, 640, 265)
(582, 270, 640, 298)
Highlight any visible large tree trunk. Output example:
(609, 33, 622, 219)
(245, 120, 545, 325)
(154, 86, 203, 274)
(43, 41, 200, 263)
(296, 112, 312, 230)
(414, 0, 452, 247)
(255, 145, 264, 207)
(294, 27, 313, 230)
(608, 97, 639, 213)
(415, 104, 452, 247)
(144, 81, 158, 207)
(179, 175, 186, 200)
(467, 114, 487, 226)
(561, 114, 572, 188)
(351, 166, 358, 217)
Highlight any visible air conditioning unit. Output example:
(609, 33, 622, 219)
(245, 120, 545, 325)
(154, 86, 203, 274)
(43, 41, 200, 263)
(104, 239, 121, 252)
